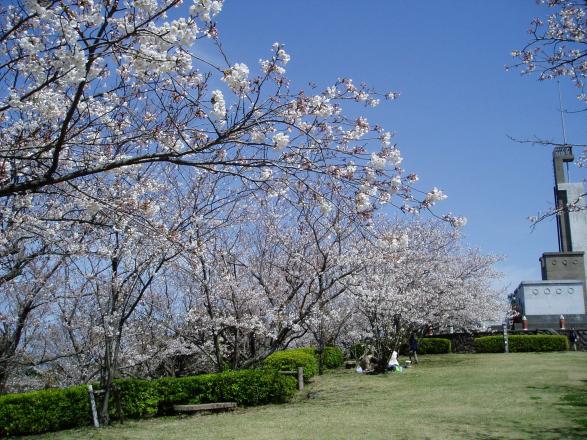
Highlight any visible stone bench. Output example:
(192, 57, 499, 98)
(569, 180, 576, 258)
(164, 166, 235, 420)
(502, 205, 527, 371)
(173, 402, 237, 414)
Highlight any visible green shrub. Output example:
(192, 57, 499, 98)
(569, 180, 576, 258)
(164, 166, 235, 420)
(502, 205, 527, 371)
(263, 348, 318, 381)
(156, 375, 210, 413)
(321, 346, 344, 369)
(113, 370, 297, 418)
(0, 385, 91, 437)
(349, 343, 367, 359)
(474, 336, 504, 353)
(204, 370, 296, 405)
(295, 346, 344, 369)
(112, 378, 159, 419)
(296, 347, 316, 357)
(156, 370, 296, 414)
(474, 335, 569, 353)
(0, 370, 297, 436)
(419, 338, 452, 354)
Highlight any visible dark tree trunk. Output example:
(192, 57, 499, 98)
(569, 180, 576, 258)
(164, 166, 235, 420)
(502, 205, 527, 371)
(317, 339, 325, 375)
(0, 365, 9, 394)
(249, 333, 256, 358)
(213, 332, 223, 372)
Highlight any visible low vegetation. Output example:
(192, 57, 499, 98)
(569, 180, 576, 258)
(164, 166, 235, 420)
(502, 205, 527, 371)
(263, 349, 319, 382)
(22, 352, 587, 440)
(0, 386, 91, 437)
(475, 335, 568, 353)
(2, 345, 347, 437)
(297, 346, 345, 370)
(418, 337, 452, 354)
(0, 370, 296, 437)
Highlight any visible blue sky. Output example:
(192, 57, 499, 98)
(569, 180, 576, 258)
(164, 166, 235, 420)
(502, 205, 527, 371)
(211, 1, 586, 291)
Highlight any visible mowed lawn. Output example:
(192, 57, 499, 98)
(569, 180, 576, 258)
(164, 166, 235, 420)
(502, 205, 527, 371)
(29, 352, 587, 440)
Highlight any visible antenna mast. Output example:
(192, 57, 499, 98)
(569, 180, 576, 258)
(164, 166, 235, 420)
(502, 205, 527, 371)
(557, 80, 568, 146)
(557, 80, 571, 180)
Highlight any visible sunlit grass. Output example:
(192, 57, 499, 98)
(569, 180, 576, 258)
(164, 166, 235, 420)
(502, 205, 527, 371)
(29, 352, 587, 440)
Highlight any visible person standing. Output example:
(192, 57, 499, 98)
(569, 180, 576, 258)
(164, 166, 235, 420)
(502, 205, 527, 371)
(569, 328, 578, 352)
(409, 334, 419, 364)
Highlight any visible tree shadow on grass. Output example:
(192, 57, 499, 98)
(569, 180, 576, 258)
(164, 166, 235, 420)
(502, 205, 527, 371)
(548, 384, 587, 438)
(515, 426, 587, 440)
(515, 383, 587, 439)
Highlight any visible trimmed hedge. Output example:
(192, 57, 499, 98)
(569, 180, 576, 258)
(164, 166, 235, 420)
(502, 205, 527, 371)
(112, 378, 161, 419)
(156, 370, 296, 414)
(419, 338, 452, 354)
(263, 348, 319, 381)
(474, 336, 506, 353)
(297, 346, 344, 369)
(0, 385, 91, 437)
(0, 370, 297, 437)
(115, 370, 297, 419)
(474, 335, 569, 353)
(321, 346, 344, 369)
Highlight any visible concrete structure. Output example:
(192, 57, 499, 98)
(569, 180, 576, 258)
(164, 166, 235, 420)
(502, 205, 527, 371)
(555, 181, 587, 279)
(540, 252, 586, 284)
(513, 146, 587, 328)
(514, 280, 585, 328)
(551, 147, 587, 258)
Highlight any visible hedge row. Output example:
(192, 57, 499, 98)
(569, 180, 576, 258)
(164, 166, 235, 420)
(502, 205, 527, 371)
(1, 345, 345, 437)
(0, 385, 92, 437)
(474, 335, 569, 353)
(0, 370, 296, 437)
(117, 369, 297, 418)
(419, 338, 451, 354)
(263, 348, 319, 381)
(297, 346, 344, 369)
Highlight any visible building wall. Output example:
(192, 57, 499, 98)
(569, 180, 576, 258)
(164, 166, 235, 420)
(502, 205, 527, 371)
(515, 280, 586, 328)
(431, 330, 586, 352)
(558, 182, 587, 278)
(540, 252, 585, 281)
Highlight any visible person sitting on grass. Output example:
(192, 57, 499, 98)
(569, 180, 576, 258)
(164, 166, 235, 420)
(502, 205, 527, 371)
(359, 352, 378, 374)
(387, 350, 400, 371)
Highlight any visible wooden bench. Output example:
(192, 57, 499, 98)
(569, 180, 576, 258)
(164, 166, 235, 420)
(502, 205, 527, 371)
(278, 367, 304, 390)
(173, 402, 237, 414)
(344, 360, 357, 369)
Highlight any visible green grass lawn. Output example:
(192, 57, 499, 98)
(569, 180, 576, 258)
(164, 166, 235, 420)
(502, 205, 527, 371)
(28, 352, 587, 440)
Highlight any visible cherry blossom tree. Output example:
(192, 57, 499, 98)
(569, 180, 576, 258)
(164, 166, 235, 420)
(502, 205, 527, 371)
(170, 229, 264, 372)
(0, 0, 450, 223)
(63, 179, 182, 422)
(0, 1, 476, 421)
(351, 219, 504, 372)
(0, 187, 72, 392)
(171, 194, 364, 372)
(511, 0, 587, 109)
(0, 256, 62, 392)
(301, 293, 356, 374)
(238, 200, 366, 366)
(510, 0, 587, 218)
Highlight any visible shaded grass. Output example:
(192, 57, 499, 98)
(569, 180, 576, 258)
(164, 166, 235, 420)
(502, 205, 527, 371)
(25, 352, 587, 440)
(559, 384, 587, 434)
